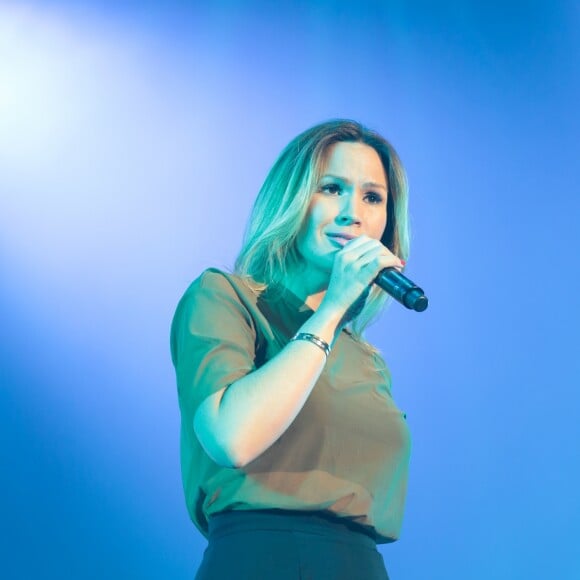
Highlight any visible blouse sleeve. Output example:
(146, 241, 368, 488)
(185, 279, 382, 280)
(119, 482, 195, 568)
(170, 269, 257, 416)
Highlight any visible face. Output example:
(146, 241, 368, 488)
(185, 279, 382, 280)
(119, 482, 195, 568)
(296, 141, 388, 283)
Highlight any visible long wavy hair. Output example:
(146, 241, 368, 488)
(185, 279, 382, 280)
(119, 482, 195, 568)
(234, 119, 410, 341)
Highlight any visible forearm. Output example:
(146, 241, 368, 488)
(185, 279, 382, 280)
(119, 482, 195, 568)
(193, 304, 343, 468)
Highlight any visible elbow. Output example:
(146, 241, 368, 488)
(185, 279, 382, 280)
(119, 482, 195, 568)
(203, 436, 256, 470)
(207, 441, 247, 469)
(193, 405, 246, 469)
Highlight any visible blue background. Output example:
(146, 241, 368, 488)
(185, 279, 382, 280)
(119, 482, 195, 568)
(1, 1, 578, 578)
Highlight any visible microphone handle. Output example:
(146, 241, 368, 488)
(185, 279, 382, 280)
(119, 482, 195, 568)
(375, 268, 429, 312)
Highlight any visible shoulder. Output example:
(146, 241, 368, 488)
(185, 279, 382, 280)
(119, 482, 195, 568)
(172, 267, 268, 332)
(170, 268, 259, 364)
(181, 267, 261, 306)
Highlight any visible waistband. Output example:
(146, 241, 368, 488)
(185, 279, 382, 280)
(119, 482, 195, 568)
(207, 509, 377, 549)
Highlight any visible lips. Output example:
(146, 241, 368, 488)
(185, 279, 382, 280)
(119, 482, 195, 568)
(327, 233, 356, 247)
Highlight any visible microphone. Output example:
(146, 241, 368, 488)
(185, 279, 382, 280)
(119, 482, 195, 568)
(375, 268, 429, 312)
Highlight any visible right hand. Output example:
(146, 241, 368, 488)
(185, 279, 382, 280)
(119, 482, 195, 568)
(321, 234, 405, 319)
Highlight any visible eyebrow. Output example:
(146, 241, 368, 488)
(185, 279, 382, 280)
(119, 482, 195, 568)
(320, 174, 388, 191)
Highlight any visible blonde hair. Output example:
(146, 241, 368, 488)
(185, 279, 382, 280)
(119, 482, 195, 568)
(234, 119, 410, 341)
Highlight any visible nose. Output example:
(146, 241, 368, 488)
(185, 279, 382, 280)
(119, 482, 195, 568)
(336, 193, 362, 226)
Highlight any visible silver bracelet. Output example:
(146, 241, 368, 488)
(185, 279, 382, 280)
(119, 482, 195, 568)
(290, 332, 331, 358)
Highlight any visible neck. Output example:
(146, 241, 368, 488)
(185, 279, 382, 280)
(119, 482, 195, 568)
(304, 289, 326, 311)
(282, 263, 329, 312)
(281, 266, 353, 336)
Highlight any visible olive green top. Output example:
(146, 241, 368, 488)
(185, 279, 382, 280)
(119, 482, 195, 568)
(170, 268, 411, 544)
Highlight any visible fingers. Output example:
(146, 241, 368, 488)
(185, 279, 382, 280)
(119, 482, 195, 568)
(338, 235, 404, 274)
(324, 235, 406, 316)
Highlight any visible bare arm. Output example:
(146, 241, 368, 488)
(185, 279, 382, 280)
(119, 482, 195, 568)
(193, 235, 405, 469)
(193, 303, 343, 468)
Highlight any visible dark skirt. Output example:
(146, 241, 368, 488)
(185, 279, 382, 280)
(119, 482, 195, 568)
(195, 509, 390, 579)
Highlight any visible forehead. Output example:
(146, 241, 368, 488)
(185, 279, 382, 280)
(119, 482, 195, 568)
(321, 141, 387, 183)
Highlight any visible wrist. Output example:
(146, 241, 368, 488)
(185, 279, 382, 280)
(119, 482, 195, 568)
(300, 303, 344, 345)
(290, 332, 331, 357)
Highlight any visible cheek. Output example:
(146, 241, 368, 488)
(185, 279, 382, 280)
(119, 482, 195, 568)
(309, 200, 334, 228)
(296, 213, 317, 253)
(297, 205, 329, 255)
(369, 211, 387, 239)
(302, 203, 328, 236)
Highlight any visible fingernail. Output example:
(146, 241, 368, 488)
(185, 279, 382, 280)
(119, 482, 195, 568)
(401, 260, 406, 266)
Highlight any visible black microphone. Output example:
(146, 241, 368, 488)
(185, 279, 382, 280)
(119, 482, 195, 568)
(375, 268, 429, 312)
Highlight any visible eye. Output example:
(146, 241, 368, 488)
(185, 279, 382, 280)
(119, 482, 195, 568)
(320, 183, 342, 195)
(364, 191, 384, 204)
